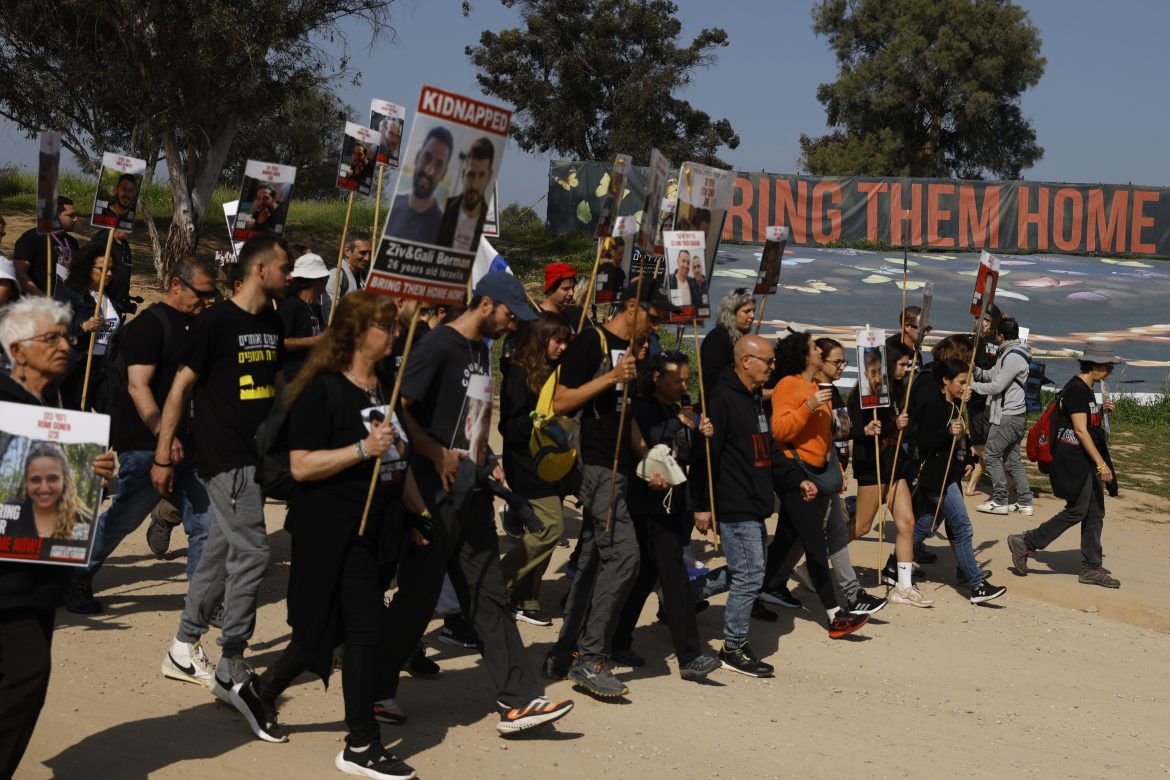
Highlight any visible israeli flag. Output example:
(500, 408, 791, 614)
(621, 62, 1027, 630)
(473, 235, 512, 288)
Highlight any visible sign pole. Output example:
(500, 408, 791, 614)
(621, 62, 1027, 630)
(576, 240, 605, 334)
(79, 230, 117, 410)
(692, 317, 718, 549)
(328, 191, 356, 327)
(372, 165, 386, 240)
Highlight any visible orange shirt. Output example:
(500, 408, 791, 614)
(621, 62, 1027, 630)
(771, 374, 832, 468)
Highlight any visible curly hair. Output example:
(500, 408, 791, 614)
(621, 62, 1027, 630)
(281, 291, 398, 409)
(715, 289, 755, 345)
(513, 312, 571, 396)
(775, 331, 812, 379)
(63, 244, 107, 295)
(23, 442, 91, 539)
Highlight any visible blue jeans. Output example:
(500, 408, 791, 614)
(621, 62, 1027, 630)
(914, 482, 983, 586)
(83, 450, 211, 582)
(693, 520, 766, 649)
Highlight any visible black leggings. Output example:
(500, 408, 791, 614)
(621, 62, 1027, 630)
(764, 492, 839, 610)
(257, 541, 384, 747)
(611, 514, 701, 665)
(0, 606, 56, 779)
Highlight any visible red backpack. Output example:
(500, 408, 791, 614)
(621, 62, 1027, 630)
(1026, 392, 1063, 470)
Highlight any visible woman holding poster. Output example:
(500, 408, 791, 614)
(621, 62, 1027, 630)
(0, 296, 114, 779)
(53, 244, 122, 410)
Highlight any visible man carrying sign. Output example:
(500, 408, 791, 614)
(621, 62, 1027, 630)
(12, 197, 79, 297)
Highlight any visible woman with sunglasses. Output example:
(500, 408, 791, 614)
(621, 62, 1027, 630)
(0, 296, 115, 778)
(699, 288, 755, 400)
(53, 244, 122, 410)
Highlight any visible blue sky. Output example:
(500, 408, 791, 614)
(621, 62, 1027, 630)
(2, 0, 1167, 213)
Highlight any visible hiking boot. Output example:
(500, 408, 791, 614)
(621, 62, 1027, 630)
(848, 590, 888, 615)
(718, 642, 774, 678)
(914, 544, 939, 565)
(145, 515, 174, 559)
(1007, 534, 1033, 575)
(828, 610, 870, 638)
(888, 585, 934, 608)
(976, 500, 1010, 515)
(64, 578, 102, 615)
(970, 581, 1007, 604)
(542, 650, 573, 681)
(758, 584, 801, 609)
(1079, 568, 1121, 589)
(1010, 503, 1035, 517)
(679, 654, 721, 681)
(568, 656, 629, 698)
(496, 696, 574, 735)
(610, 647, 645, 668)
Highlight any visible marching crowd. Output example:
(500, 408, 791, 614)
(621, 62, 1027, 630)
(0, 205, 1124, 779)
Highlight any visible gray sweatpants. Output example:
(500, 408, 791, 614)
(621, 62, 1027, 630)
(984, 413, 1033, 506)
(176, 466, 270, 658)
(776, 495, 861, 604)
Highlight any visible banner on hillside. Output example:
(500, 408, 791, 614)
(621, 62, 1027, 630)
(90, 152, 146, 233)
(36, 132, 62, 235)
(232, 160, 297, 241)
(0, 403, 109, 568)
(370, 99, 406, 168)
(337, 122, 379, 197)
(367, 85, 511, 305)
(548, 162, 1170, 255)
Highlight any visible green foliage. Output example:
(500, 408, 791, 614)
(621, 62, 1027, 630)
(801, 0, 1046, 179)
(467, 0, 740, 166)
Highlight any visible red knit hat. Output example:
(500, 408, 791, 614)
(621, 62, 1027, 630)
(544, 262, 577, 293)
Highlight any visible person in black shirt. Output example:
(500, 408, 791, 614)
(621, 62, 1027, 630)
(1009, 342, 1121, 588)
(278, 252, 328, 381)
(12, 196, 79, 297)
(380, 271, 575, 737)
(499, 312, 571, 625)
(544, 285, 670, 697)
(65, 255, 218, 615)
(699, 287, 755, 401)
(88, 229, 136, 315)
(152, 236, 289, 713)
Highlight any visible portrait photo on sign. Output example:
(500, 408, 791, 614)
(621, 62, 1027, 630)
(450, 375, 494, 465)
(370, 99, 406, 168)
(233, 160, 296, 241)
(594, 153, 632, 239)
(0, 403, 110, 567)
(595, 215, 636, 304)
(37, 131, 62, 235)
(664, 230, 708, 320)
(90, 153, 146, 233)
(856, 343, 891, 409)
(361, 406, 410, 484)
(383, 114, 506, 253)
(675, 162, 733, 291)
(753, 225, 790, 295)
(337, 122, 379, 197)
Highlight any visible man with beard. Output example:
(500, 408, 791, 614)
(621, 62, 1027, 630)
(101, 174, 139, 223)
(437, 138, 494, 251)
(323, 232, 372, 325)
(386, 126, 454, 245)
(245, 185, 281, 235)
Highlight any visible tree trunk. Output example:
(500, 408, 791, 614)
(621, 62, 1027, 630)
(137, 146, 165, 286)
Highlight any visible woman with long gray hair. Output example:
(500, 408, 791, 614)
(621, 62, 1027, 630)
(699, 287, 755, 399)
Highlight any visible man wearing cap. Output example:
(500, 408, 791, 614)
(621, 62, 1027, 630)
(376, 271, 575, 735)
(278, 251, 329, 382)
(1008, 342, 1121, 588)
(543, 284, 675, 698)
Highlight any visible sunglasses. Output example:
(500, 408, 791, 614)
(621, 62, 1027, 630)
(178, 276, 219, 300)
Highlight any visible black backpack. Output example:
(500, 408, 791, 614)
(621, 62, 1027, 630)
(102, 305, 172, 415)
(1005, 348, 1051, 415)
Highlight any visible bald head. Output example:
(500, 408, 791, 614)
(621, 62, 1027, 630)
(735, 334, 774, 390)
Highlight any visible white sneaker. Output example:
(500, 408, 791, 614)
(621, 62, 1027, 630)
(888, 585, 934, 608)
(212, 654, 255, 704)
(162, 638, 215, 688)
(975, 500, 1010, 515)
(1011, 503, 1035, 516)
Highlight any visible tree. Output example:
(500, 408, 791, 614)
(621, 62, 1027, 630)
(466, 0, 740, 167)
(800, 0, 1045, 180)
(0, 1, 395, 283)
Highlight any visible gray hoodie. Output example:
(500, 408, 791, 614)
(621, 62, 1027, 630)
(971, 338, 1031, 424)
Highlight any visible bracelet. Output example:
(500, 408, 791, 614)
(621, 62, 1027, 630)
(153, 460, 173, 468)
(356, 440, 368, 461)
(1096, 462, 1107, 472)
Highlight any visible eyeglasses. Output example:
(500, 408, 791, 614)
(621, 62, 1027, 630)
(827, 358, 848, 367)
(747, 354, 776, 367)
(177, 276, 219, 300)
(17, 331, 76, 347)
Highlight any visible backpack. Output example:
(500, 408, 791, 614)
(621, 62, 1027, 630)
(1026, 390, 1064, 472)
(1005, 348, 1050, 415)
(528, 366, 579, 482)
(255, 377, 343, 501)
(102, 305, 171, 416)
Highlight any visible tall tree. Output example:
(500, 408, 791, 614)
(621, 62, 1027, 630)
(800, 0, 1045, 180)
(466, 0, 739, 166)
(0, 1, 395, 283)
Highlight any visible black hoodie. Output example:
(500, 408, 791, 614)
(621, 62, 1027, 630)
(694, 366, 804, 522)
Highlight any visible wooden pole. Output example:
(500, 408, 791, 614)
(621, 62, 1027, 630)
(930, 312, 984, 533)
(577, 240, 606, 334)
(753, 295, 768, 335)
(691, 318, 719, 549)
(45, 235, 53, 297)
(882, 348, 921, 515)
(358, 307, 421, 536)
(328, 191, 356, 327)
(372, 165, 386, 239)
(872, 407, 885, 586)
(79, 230, 117, 411)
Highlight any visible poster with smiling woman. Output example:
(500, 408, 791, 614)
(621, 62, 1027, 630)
(0, 403, 108, 567)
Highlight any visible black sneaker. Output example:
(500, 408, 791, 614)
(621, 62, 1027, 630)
(881, 564, 925, 587)
(914, 544, 939, 564)
(718, 642, 774, 678)
(970, 580, 1007, 604)
(496, 696, 574, 736)
(145, 516, 174, 559)
(439, 613, 479, 649)
(956, 567, 993, 585)
(64, 578, 102, 615)
(542, 651, 571, 681)
(406, 644, 439, 677)
(828, 610, 870, 639)
(568, 656, 630, 698)
(751, 599, 779, 622)
(610, 647, 645, 668)
(1007, 533, 1033, 576)
(230, 676, 288, 743)
(848, 591, 888, 615)
(679, 654, 721, 681)
(512, 606, 553, 626)
(334, 742, 417, 779)
(757, 584, 801, 609)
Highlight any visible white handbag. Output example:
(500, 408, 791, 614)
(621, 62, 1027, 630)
(636, 443, 687, 486)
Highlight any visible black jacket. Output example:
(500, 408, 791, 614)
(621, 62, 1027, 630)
(911, 386, 962, 492)
(699, 324, 735, 402)
(694, 367, 804, 522)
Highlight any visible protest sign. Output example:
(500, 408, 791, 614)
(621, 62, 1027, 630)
(635, 150, 670, 252)
(337, 122, 379, 197)
(36, 132, 62, 235)
(367, 85, 511, 305)
(595, 153, 633, 238)
(232, 160, 297, 241)
(370, 99, 406, 168)
(676, 162, 734, 284)
(856, 328, 891, 409)
(595, 215, 636, 304)
(0, 403, 109, 567)
(970, 250, 1002, 318)
(90, 153, 146, 232)
(753, 226, 790, 295)
(222, 200, 243, 259)
(664, 230, 708, 321)
(482, 184, 500, 237)
(917, 281, 935, 352)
